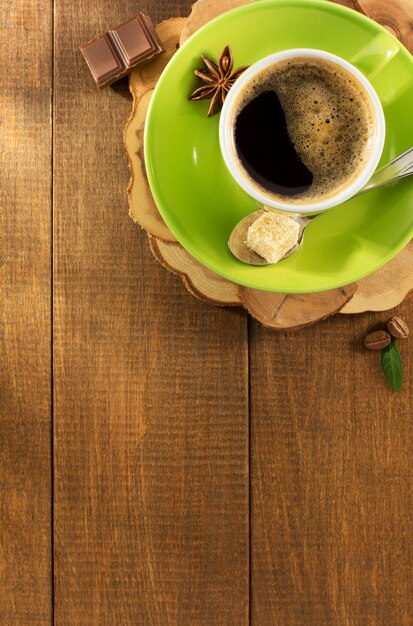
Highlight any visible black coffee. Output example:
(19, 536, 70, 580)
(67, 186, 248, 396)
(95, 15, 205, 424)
(235, 90, 314, 197)
(233, 57, 376, 204)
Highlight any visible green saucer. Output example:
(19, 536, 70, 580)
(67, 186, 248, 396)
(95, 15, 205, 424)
(145, 0, 413, 293)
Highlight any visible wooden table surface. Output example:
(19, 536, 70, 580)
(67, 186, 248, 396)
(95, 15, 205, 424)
(1, 0, 413, 624)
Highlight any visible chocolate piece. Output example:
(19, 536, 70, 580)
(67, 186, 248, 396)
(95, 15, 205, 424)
(80, 13, 164, 89)
(81, 34, 124, 87)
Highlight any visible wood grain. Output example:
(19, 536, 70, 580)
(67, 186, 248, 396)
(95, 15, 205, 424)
(251, 4, 413, 624)
(180, 0, 256, 44)
(250, 304, 413, 625)
(150, 238, 241, 306)
(241, 284, 358, 331)
(342, 244, 413, 313)
(0, 0, 52, 626)
(0, 1, 52, 624)
(53, 1, 248, 624)
(2, 0, 412, 623)
(357, 0, 413, 47)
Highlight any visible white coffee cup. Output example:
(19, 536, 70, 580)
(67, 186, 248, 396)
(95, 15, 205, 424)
(219, 49, 385, 215)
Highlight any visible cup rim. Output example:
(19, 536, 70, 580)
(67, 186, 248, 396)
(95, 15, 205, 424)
(219, 48, 386, 215)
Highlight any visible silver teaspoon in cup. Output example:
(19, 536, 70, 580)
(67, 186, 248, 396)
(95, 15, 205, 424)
(229, 147, 413, 266)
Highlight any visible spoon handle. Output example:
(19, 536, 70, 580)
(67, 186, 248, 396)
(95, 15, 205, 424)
(357, 147, 413, 195)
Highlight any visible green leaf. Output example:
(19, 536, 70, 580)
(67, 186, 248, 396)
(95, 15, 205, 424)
(381, 340, 402, 392)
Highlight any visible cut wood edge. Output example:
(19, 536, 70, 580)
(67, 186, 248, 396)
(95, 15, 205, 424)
(149, 236, 242, 306)
(356, 0, 413, 50)
(125, 88, 176, 241)
(341, 241, 413, 313)
(124, 18, 187, 243)
(329, 0, 361, 9)
(180, 0, 256, 45)
(241, 284, 358, 330)
(130, 18, 187, 96)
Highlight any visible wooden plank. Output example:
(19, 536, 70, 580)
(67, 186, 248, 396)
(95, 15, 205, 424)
(0, 1, 52, 624)
(250, 305, 413, 625)
(53, 1, 249, 624)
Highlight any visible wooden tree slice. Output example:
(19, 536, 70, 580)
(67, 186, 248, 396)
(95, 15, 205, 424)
(125, 90, 176, 241)
(130, 19, 187, 96)
(150, 237, 241, 306)
(331, 0, 360, 8)
(241, 284, 358, 331)
(356, 0, 413, 47)
(125, 0, 413, 330)
(125, 19, 187, 242)
(341, 242, 413, 313)
(180, 0, 256, 45)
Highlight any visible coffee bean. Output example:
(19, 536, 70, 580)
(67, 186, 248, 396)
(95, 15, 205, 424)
(386, 316, 409, 339)
(364, 330, 391, 350)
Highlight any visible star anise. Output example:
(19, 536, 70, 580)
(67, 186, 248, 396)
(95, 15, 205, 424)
(189, 45, 249, 117)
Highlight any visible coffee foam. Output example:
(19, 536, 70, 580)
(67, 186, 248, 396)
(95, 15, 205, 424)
(232, 57, 377, 203)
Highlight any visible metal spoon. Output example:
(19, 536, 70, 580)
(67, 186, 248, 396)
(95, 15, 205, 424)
(229, 147, 413, 265)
